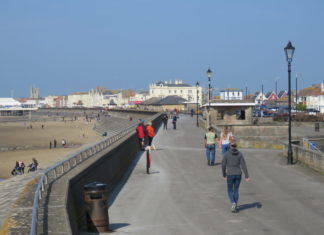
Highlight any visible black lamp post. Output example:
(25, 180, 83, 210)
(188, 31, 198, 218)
(196, 82, 200, 127)
(207, 68, 213, 127)
(284, 41, 295, 165)
(261, 82, 264, 105)
(296, 73, 298, 111)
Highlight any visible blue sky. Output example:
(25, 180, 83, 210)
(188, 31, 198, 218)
(0, 0, 323, 97)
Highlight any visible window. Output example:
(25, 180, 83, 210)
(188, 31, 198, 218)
(188, 90, 192, 94)
(174, 90, 177, 94)
(180, 90, 183, 94)
(236, 110, 245, 120)
(169, 90, 171, 94)
(217, 111, 224, 120)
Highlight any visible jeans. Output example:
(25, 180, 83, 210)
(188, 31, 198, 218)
(222, 144, 230, 155)
(227, 175, 241, 204)
(205, 144, 216, 164)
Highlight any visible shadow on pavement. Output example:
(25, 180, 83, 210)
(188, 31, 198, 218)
(109, 223, 130, 231)
(238, 202, 262, 211)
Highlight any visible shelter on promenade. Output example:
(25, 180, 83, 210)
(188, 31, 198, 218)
(203, 100, 255, 125)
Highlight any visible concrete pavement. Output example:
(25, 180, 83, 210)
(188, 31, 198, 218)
(105, 115, 324, 235)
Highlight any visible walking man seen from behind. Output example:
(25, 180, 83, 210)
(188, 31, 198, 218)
(222, 142, 251, 213)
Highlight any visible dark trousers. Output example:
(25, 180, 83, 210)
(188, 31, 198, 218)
(163, 121, 167, 129)
(227, 175, 242, 204)
(148, 137, 153, 146)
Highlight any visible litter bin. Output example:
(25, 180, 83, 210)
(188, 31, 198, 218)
(315, 122, 320, 132)
(84, 182, 109, 232)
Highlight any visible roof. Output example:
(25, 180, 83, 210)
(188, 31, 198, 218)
(203, 101, 255, 107)
(155, 81, 192, 87)
(0, 98, 22, 106)
(142, 96, 187, 105)
(220, 88, 243, 92)
(298, 87, 324, 97)
(155, 96, 187, 105)
(141, 97, 162, 105)
(278, 90, 288, 98)
(70, 92, 88, 95)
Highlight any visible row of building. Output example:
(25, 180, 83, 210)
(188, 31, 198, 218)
(1, 81, 323, 113)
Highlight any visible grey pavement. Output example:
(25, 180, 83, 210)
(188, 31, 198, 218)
(105, 115, 324, 235)
(292, 123, 324, 138)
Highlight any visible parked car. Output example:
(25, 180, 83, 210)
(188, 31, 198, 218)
(305, 109, 320, 115)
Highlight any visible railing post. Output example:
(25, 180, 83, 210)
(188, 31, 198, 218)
(53, 168, 57, 178)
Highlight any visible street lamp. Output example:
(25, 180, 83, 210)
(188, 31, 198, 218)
(206, 68, 213, 127)
(296, 73, 298, 111)
(196, 82, 200, 127)
(284, 41, 295, 165)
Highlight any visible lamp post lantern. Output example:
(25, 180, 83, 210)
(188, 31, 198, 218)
(284, 41, 295, 165)
(206, 68, 213, 127)
(196, 82, 200, 127)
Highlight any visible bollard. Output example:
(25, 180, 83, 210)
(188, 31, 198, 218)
(84, 182, 109, 232)
(315, 122, 320, 132)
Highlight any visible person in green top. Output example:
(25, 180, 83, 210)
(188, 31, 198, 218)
(204, 127, 218, 166)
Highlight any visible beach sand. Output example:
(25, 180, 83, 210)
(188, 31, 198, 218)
(0, 120, 101, 179)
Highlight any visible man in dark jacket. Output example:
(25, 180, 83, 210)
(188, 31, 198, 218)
(222, 142, 251, 212)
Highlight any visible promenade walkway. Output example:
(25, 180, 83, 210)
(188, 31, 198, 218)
(104, 115, 324, 235)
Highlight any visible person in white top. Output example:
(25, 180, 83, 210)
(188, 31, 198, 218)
(219, 125, 234, 155)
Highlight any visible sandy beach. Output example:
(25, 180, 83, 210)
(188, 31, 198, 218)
(0, 119, 101, 179)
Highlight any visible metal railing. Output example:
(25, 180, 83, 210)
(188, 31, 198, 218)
(302, 138, 321, 152)
(29, 114, 160, 235)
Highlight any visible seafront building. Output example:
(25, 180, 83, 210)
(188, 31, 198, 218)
(67, 89, 104, 108)
(219, 88, 243, 100)
(149, 80, 202, 104)
(298, 84, 324, 113)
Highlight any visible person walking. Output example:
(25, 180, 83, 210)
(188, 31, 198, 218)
(146, 122, 155, 150)
(204, 127, 218, 166)
(53, 139, 57, 148)
(49, 141, 52, 149)
(162, 113, 168, 130)
(222, 142, 250, 213)
(219, 125, 234, 156)
(172, 115, 177, 130)
(136, 120, 146, 150)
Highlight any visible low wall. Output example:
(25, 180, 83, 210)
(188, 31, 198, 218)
(283, 144, 324, 173)
(67, 114, 163, 234)
(198, 118, 287, 149)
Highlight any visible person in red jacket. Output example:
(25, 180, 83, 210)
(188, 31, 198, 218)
(146, 122, 155, 150)
(136, 120, 146, 150)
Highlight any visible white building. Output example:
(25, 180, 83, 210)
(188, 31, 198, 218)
(253, 92, 267, 105)
(298, 83, 324, 113)
(220, 88, 243, 100)
(129, 91, 149, 105)
(67, 89, 104, 108)
(44, 95, 59, 108)
(149, 80, 202, 104)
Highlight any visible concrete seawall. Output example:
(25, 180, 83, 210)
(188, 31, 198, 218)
(283, 143, 324, 173)
(39, 113, 163, 234)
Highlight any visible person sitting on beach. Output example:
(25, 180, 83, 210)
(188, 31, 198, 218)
(11, 161, 24, 176)
(28, 158, 38, 173)
(11, 161, 19, 176)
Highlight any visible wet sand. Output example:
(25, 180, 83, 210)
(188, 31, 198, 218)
(0, 120, 101, 179)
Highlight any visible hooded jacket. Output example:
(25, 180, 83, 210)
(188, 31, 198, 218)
(222, 147, 249, 178)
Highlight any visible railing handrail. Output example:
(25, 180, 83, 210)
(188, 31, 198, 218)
(29, 113, 161, 235)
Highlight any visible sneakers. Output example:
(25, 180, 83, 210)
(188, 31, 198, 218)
(231, 203, 237, 213)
